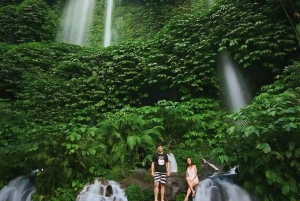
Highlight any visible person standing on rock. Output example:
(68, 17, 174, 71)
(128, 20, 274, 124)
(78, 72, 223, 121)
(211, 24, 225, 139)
(151, 145, 170, 201)
(184, 157, 199, 201)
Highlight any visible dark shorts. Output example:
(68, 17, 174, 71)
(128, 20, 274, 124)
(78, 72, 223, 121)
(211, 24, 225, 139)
(154, 172, 167, 184)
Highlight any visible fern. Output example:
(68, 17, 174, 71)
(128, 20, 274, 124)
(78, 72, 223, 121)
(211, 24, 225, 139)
(127, 135, 137, 150)
(141, 134, 154, 145)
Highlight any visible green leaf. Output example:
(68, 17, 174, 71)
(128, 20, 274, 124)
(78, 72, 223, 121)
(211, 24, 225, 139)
(288, 142, 296, 151)
(72, 181, 76, 187)
(290, 160, 297, 167)
(282, 185, 289, 195)
(217, 155, 229, 164)
(89, 167, 94, 173)
(294, 148, 300, 158)
(80, 161, 86, 169)
(256, 143, 271, 153)
(228, 126, 235, 134)
(76, 134, 81, 140)
(69, 135, 75, 142)
(265, 170, 276, 182)
(290, 123, 297, 128)
(285, 151, 292, 158)
(88, 148, 96, 155)
(127, 136, 137, 150)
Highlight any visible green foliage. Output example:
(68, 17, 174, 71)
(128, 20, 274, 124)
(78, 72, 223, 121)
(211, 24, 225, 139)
(0, 1, 299, 201)
(0, 5, 17, 42)
(0, 0, 21, 7)
(141, 188, 154, 201)
(41, 1, 64, 42)
(107, 166, 126, 181)
(0, 0, 61, 43)
(96, 108, 164, 167)
(125, 184, 144, 201)
(155, 1, 297, 74)
(0, 120, 106, 194)
(89, 0, 211, 45)
(32, 187, 75, 201)
(171, 148, 202, 173)
(16, 0, 49, 43)
(175, 193, 186, 201)
(211, 61, 300, 200)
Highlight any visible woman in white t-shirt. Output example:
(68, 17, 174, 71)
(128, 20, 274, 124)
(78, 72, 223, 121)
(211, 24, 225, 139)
(184, 157, 199, 201)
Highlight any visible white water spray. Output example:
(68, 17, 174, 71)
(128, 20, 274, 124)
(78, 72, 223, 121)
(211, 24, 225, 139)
(0, 176, 35, 201)
(76, 179, 127, 201)
(218, 52, 251, 112)
(195, 178, 252, 201)
(104, 0, 113, 47)
(58, 0, 96, 46)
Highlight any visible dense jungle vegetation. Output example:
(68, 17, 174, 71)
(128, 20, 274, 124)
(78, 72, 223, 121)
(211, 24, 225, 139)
(0, 0, 300, 200)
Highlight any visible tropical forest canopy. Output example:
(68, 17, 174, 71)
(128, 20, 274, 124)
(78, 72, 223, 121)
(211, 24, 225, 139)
(0, 0, 299, 200)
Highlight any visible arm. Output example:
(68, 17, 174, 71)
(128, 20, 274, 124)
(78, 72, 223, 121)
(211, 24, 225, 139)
(151, 162, 155, 177)
(193, 165, 198, 180)
(166, 161, 170, 176)
(186, 168, 189, 179)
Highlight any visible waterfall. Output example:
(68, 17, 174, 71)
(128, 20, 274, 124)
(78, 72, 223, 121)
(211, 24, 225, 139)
(76, 179, 127, 201)
(167, 153, 178, 173)
(195, 178, 252, 201)
(104, 0, 113, 47)
(218, 52, 251, 112)
(58, 0, 96, 46)
(0, 176, 35, 201)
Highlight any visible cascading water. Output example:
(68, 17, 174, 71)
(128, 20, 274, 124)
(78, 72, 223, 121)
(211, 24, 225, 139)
(76, 179, 127, 201)
(104, 0, 113, 47)
(0, 176, 35, 201)
(58, 0, 96, 46)
(218, 52, 251, 112)
(195, 178, 253, 201)
(167, 153, 178, 172)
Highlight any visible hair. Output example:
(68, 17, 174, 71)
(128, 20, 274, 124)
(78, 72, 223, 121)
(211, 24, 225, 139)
(186, 157, 193, 169)
(156, 144, 163, 148)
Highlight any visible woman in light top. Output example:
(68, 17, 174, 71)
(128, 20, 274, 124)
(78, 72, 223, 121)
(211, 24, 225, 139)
(184, 157, 199, 201)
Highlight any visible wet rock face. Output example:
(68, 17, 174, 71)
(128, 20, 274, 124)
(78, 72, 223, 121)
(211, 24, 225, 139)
(199, 161, 220, 180)
(133, 168, 146, 180)
(165, 172, 186, 200)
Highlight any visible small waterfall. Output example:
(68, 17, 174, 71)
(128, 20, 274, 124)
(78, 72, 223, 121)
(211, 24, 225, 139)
(104, 0, 113, 47)
(58, 0, 96, 46)
(167, 153, 178, 173)
(218, 52, 251, 112)
(0, 176, 35, 201)
(195, 178, 252, 201)
(76, 179, 127, 201)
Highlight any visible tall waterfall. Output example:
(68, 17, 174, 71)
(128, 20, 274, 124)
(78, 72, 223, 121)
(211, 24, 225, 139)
(58, 0, 96, 46)
(104, 0, 113, 47)
(218, 52, 251, 112)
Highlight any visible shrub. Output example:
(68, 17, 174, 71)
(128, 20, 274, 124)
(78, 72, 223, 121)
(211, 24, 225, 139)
(125, 184, 144, 201)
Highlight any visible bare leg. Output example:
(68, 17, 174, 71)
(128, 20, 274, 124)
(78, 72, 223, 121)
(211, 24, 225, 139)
(186, 178, 196, 196)
(160, 184, 165, 201)
(154, 182, 159, 201)
(184, 188, 191, 201)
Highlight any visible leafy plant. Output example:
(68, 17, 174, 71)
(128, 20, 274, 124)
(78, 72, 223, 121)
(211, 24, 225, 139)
(96, 108, 164, 168)
(125, 184, 144, 201)
(211, 61, 300, 200)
